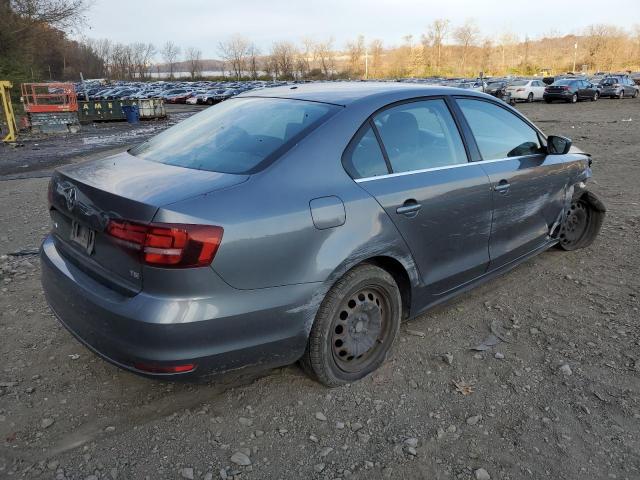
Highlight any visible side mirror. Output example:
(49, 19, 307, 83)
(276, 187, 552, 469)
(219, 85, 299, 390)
(547, 135, 572, 155)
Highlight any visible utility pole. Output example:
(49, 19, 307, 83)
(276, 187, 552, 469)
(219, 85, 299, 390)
(364, 48, 369, 80)
(572, 43, 578, 73)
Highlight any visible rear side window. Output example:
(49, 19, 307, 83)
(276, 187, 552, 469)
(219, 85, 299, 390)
(130, 97, 339, 174)
(342, 124, 389, 179)
(457, 99, 542, 160)
(373, 99, 468, 173)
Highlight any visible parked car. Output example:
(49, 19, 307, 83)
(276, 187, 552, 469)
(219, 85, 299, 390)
(598, 75, 639, 99)
(506, 79, 546, 102)
(41, 83, 605, 386)
(544, 79, 599, 103)
(452, 80, 486, 92)
(484, 81, 512, 103)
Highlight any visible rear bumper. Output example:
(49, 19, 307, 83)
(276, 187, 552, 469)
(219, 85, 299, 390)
(40, 235, 317, 378)
(543, 92, 572, 101)
(507, 90, 529, 100)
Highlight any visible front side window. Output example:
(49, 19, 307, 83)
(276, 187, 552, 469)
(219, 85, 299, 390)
(457, 99, 543, 160)
(372, 99, 468, 173)
(131, 97, 339, 174)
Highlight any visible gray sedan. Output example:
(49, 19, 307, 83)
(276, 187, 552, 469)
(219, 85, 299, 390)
(40, 83, 605, 386)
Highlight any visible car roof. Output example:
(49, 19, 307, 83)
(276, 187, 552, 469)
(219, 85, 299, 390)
(236, 81, 487, 106)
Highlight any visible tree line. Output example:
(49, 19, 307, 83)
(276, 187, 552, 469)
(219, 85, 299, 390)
(88, 21, 640, 82)
(0, 0, 103, 83)
(2, 1, 640, 86)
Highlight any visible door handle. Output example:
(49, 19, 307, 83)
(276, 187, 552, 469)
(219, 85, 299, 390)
(494, 180, 511, 194)
(396, 200, 422, 216)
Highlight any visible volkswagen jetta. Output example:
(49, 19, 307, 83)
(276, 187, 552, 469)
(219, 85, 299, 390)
(41, 83, 605, 386)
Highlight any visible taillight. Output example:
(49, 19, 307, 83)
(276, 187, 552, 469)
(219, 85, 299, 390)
(133, 362, 196, 374)
(106, 220, 223, 268)
(562, 86, 570, 90)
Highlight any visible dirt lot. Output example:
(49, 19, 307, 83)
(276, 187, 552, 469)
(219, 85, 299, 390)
(0, 99, 639, 480)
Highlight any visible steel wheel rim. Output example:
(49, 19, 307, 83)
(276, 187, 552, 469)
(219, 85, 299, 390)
(331, 285, 391, 373)
(560, 201, 590, 247)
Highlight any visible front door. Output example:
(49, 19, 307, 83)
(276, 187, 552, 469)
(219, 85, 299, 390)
(346, 98, 492, 295)
(456, 97, 568, 269)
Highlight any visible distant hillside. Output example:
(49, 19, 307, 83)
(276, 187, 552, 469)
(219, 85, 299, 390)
(154, 59, 224, 73)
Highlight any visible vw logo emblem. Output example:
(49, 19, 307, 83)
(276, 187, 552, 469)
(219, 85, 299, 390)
(64, 187, 77, 210)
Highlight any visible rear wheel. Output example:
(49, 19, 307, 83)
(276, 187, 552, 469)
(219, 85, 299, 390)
(206, 98, 214, 105)
(618, 90, 624, 99)
(301, 264, 402, 387)
(591, 91, 599, 101)
(570, 93, 578, 103)
(558, 198, 603, 251)
(633, 89, 638, 99)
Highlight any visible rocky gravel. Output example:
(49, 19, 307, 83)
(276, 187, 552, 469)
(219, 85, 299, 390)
(0, 99, 639, 479)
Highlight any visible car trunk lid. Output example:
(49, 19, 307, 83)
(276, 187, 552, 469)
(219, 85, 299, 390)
(48, 151, 248, 294)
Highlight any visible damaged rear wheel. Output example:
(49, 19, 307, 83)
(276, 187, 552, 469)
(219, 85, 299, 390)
(558, 194, 605, 251)
(301, 264, 401, 387)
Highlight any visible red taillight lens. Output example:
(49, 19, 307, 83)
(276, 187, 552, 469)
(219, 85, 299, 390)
(106, 220, 223, 268)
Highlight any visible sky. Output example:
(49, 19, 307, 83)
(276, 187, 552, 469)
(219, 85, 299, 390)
(79, 0, 640, 59)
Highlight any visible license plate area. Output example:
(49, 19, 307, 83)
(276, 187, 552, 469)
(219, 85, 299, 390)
(70, 220, 95, 254)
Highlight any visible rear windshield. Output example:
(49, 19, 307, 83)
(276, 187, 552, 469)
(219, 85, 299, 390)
(131, 97, 338, 174)
(600, 77, 619, 85)
(553, 79, 574, 86)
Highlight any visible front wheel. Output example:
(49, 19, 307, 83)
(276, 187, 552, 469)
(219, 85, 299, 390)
(592, 91, 599, 101)
(558, 198, 604, 251)
(527, 92, 534, 103)
(301, 264, 402, 387)
(570, 93, 578, 103)
(632, 89, 638, 99)
(618, 90, 624, 99)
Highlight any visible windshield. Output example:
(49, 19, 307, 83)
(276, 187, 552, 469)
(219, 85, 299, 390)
(509, 80, 528, 86)
(130, 97, 340, 174)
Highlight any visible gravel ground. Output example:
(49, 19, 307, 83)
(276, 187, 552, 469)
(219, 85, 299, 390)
(0, 98, 639, 480)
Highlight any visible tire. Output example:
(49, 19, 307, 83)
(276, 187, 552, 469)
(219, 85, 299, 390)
(301, 264, 402, 387)
(557, 197, 605, 251)
(618, 90, 624, 99)
(570, 93, 578, 103)
(526, 92, 534, 103)
(206, 98, 214, 105)
(591, 91, 599, 101)
(633, 89, 638, 99)
(545, 98, 552, 104)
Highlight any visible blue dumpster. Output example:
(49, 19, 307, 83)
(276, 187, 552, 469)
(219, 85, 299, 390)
(122, 105, 139, 124)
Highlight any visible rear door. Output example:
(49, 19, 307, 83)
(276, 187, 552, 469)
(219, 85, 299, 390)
(455, 97, 568, 269)
(348, 98, 492, 295)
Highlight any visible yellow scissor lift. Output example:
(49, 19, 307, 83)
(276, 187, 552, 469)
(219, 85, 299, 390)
(1, 81, 18, 142)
